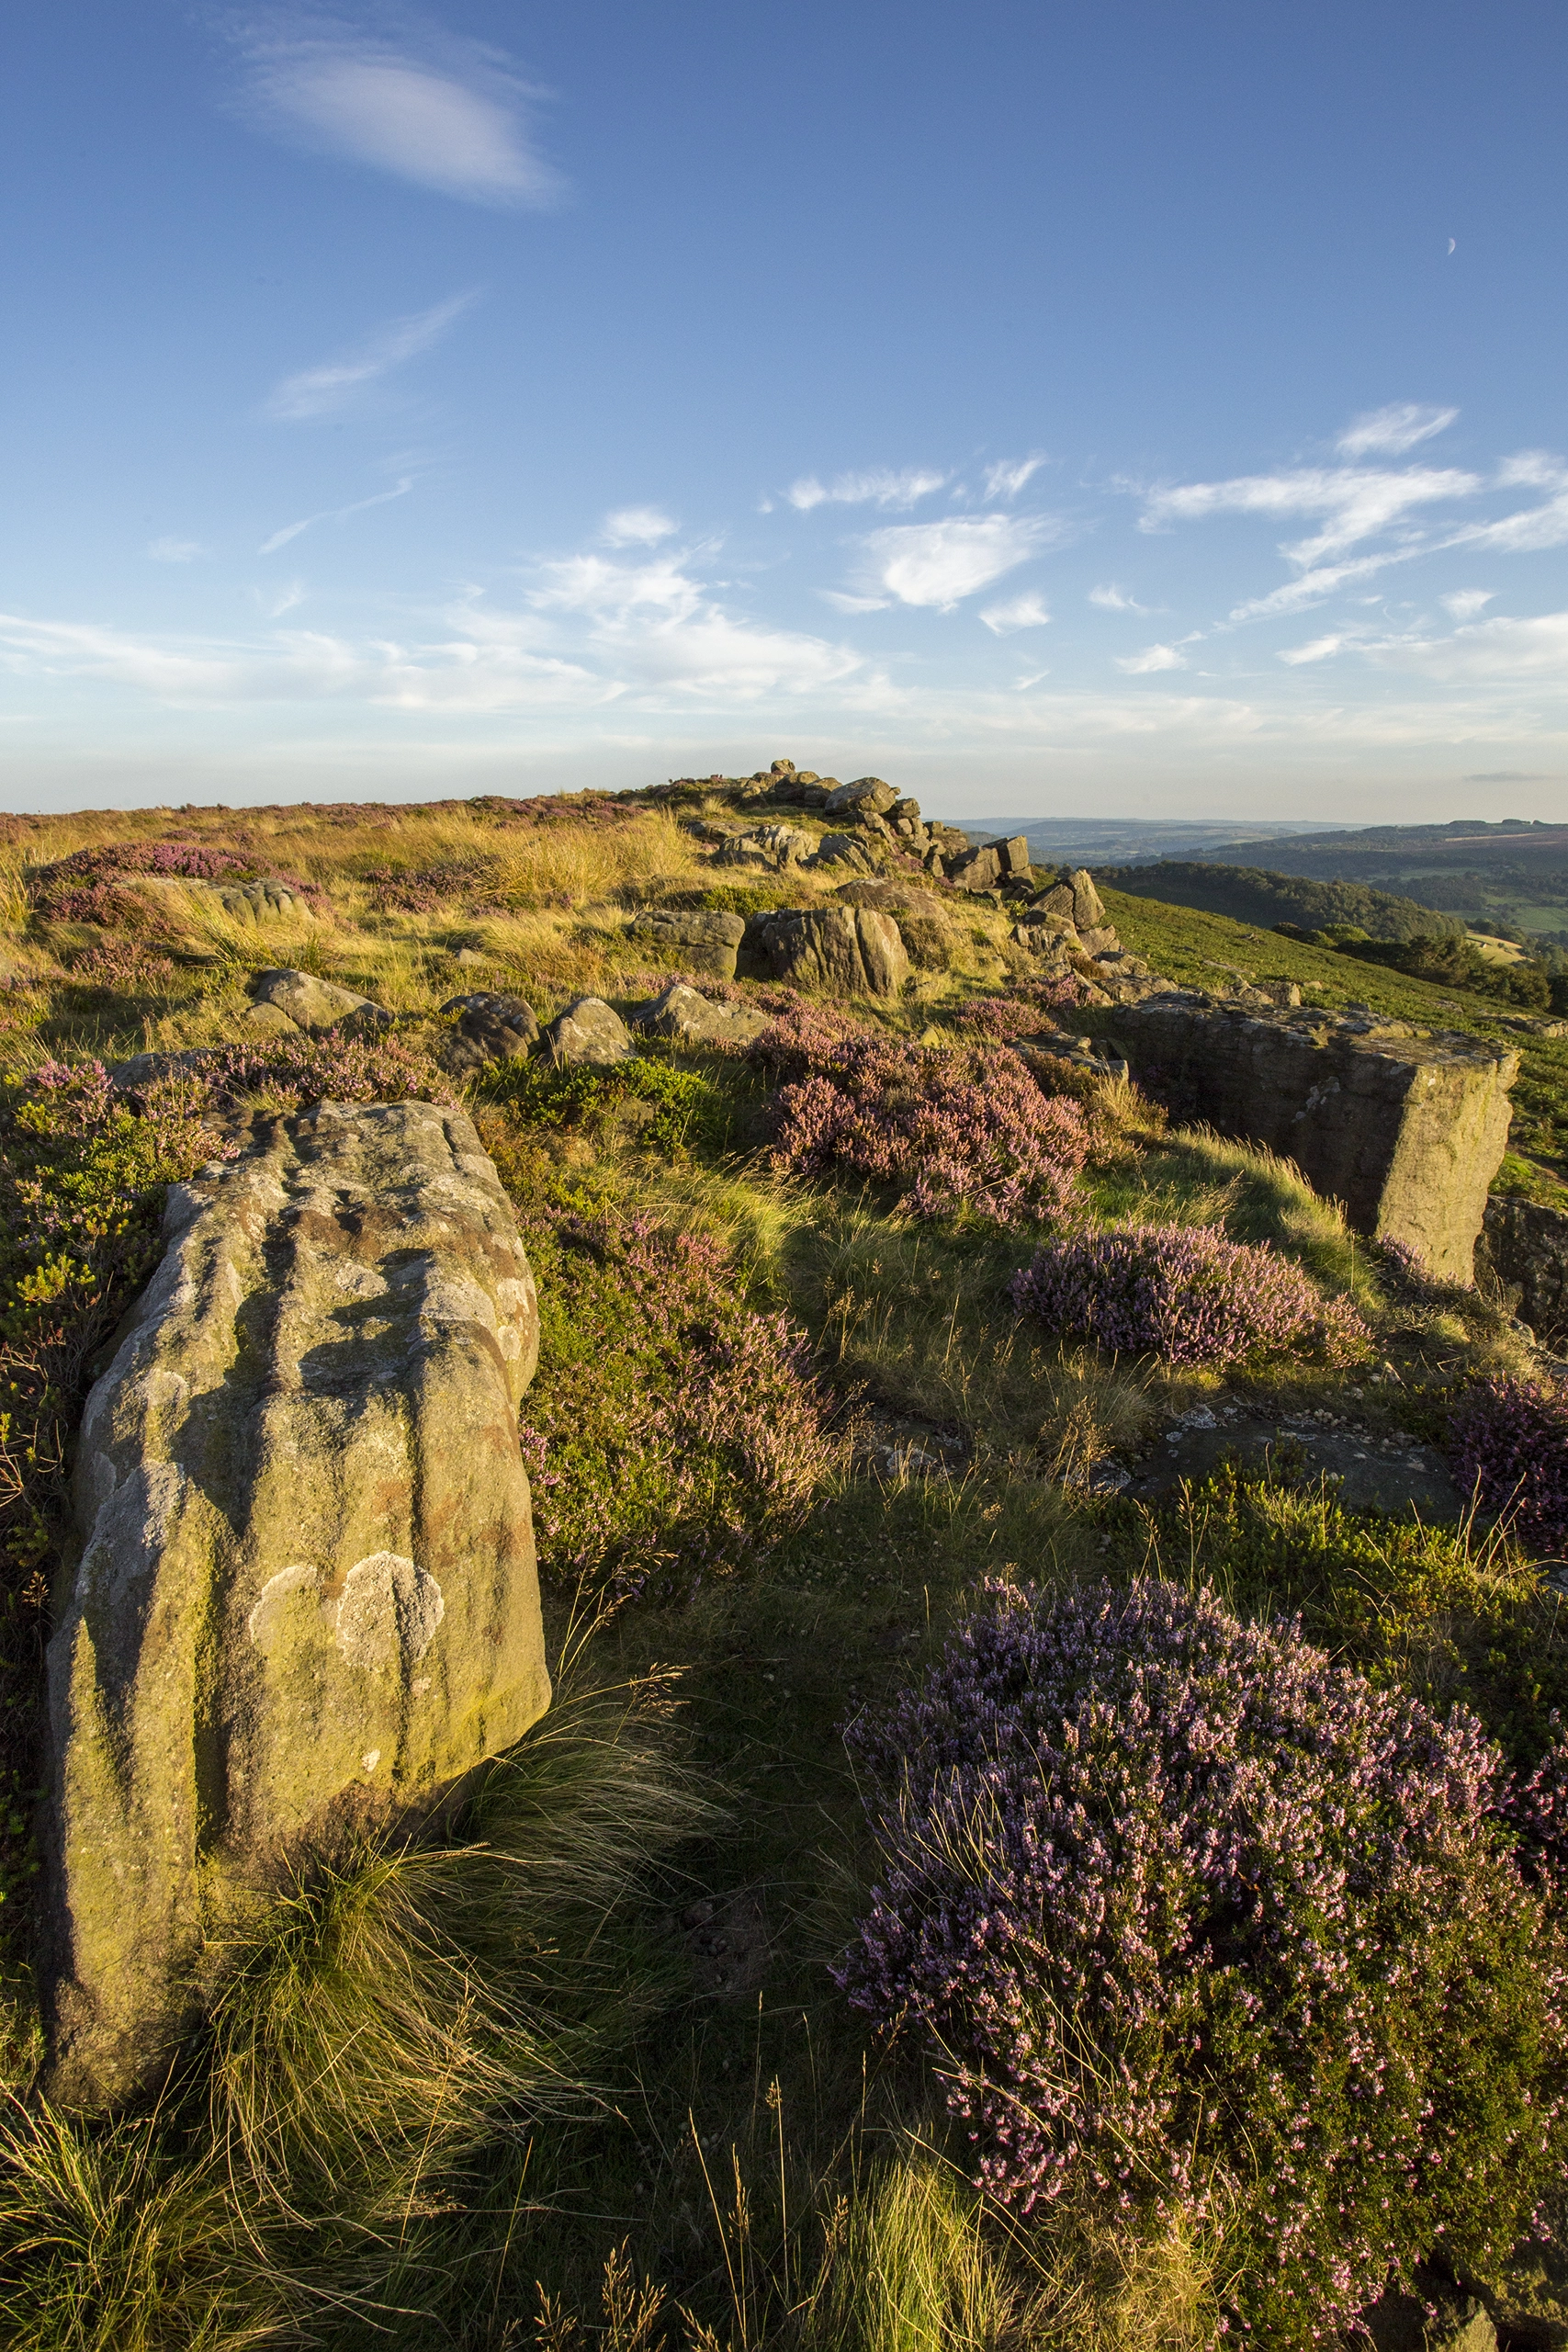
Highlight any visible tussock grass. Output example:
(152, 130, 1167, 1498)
(491, 811, 707, 910)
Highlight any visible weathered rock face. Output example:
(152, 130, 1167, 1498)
(714, 823, 818, 870)
(547, 996, 633, 1066)
(947, 835, 1032, 892)
(252, 967, 391, 1035)
(128, 876, 314, 929)
(831, 881, 955, 970)
(824, 777, 898, 817)
(44, 1100, 548, 2105)
(630, 981, 770, 1047)
(1479, 1194, 1568, 1343)
(439, 992, 540, 1074)
(1106, 995, 1517, 1283)
(738, 906, 909, 997)
(628, 908, 746, 978)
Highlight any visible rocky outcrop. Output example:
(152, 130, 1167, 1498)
(127, 876, 315, 929)
(252, 967, 391, 1035)
(630, 981, 770, 1048)
(439, 991, 540, 1074)
(43, 1100, 549, 2105)
(714, 824, 818, 871)
(824, 777, 897, 818)
(1479, 1193, 1568, 1343)
(1105, 995, 1517, 1283)
(738, 906, 909, 997)
(947, 835, 1032, 892)
(547, 997, 633, 1066)
(628, 908, 747, 978)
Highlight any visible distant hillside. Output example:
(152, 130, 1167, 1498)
(1195, 820, 1568, 945)
(1092, 860, 1467, 944)
(951, 817, 1340, 865)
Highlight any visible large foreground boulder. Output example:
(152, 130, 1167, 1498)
(547, 996, 633, 1065)
(252, 967, 391, 1035)
(738, 906, 909, 996)
(438, 990, 540, 1074)
(627, 908, 747, 978)
(629, 981, 770, 1047)
(831, 880, 956, 970)
(1106, 995, 1517, 1283)
(1479, 1193, 1568, 1343)
(43, 1100, 549, 2106)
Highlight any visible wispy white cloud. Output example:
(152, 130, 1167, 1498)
(818, 590, 890, 615)
(1143, 465, 1482, 568)
(785, 468, 947, 512)
(148, 537, 204, 563)
(1442, 589, 1494, 620)
(1089, 582, 1151, 613)
(256, 580, 307, 619)
(602, 506, 677, 547)
(1443, 478, 1568, 555)
(982, 455, 1045, 501)
(1278, 631, 1356, 666)
(1117, 642, 1187, 673)
(258, 476, 414, 555)
(1366, 610, 1568, 683)
(855, 514, 1060, 610)
(1337, 402, 1458, 458)
(241, 30, 563, 208)
(979, 593, 1050, 635)
(265, 294, 476, 421)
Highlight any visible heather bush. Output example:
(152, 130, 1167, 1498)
(838, 1577, 1568, 2344)
(1450, 1374, 1568, 1552)
(1010, 1220, 1369, 1368)
(517, 1205, 839, 1601)
(479, 1052, 719, 1156)
(768, 1035, 1091, 1227)
(956, 978, 1087, 1038)
(1137, 1457, 1568, 1769)
(65, 941, 175, 996)
(29, 838, 321, 925)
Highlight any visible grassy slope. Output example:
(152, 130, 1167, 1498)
(1, 797, 1566, 2344)
(1099, 884, 1568, 1194)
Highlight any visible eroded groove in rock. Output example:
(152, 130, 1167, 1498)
(43, 1098, 548, 2106)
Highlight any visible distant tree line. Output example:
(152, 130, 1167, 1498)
(1095, 860, 1468, 943)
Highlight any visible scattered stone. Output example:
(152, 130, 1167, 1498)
(107, 1047, 221, 1091)
(1105, 994, 1517, 1283)
(547, 995, 634, 1066)
(739, 906, 909, 997)
(1479, 1193, 1568, 1345)
(438, 991, 540, 1075)
(449, 945, 487, 967)
(251, 967, 392, 1035)
(42, 1099, 548, 2106)
(627, 907, 748, 978)
(1067, 867, 1105, 929)
(1127, 1407, 1462, 1519)
(714, 822, 818, 870)
(629, 981, 770, 1048)
(1076, 924, 1121, 956)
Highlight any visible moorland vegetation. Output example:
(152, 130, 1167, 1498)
(0, 771, 1566, 2347)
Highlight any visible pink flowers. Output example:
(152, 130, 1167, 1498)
(1450, 1376, 1568, 1552)
(1010, 1221, 1370, 1368)
(765, 1033, 1091, 1226)
(837, 1577, 1568, 2341)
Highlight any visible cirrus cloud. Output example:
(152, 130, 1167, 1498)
(856, 514, 1062, 610)
(1337, 403, 1459, 458)
(241, 30, 564, 208)
(786, 467, 947, 512)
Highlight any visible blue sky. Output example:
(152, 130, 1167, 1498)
(3, 2, 1565, 819)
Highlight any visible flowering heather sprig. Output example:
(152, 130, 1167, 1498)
(837, 1577, 1568, 2342)
(516, 1206, 837, 1600)
(1010, 1220, 1370, 1368)
(359, 854, 500, 912)
(766, 1035, 1090, 1227)
(1450, 1375, 1568, 1553)
(956, 978, 1086, 1039)
(1502, 1713, 1568, 1900)
(67, 942, 175, 994)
